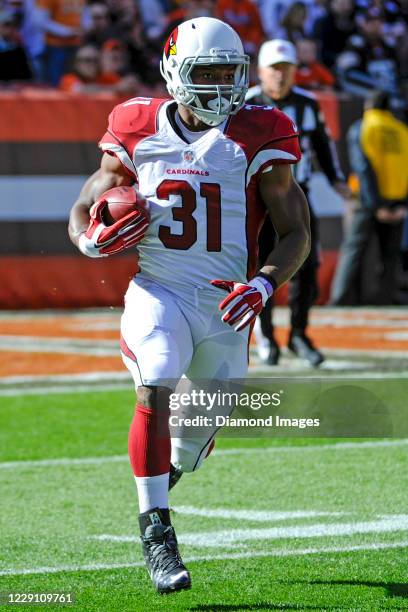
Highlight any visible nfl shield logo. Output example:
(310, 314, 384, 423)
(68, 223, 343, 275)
(183, 149, 195, 162)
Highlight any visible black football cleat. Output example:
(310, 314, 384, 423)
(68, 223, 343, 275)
(288, 332, 324, 367)
(139, 507, 191, 595)
(255, 330, 281, 365)
(169, 463, 183, 491)
(265, 339, 281, 366)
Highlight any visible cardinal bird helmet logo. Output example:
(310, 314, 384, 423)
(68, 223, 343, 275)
(165, 27, 178, 59)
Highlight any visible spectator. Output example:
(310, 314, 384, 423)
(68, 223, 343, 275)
(3, 0, 45, 80)
(124, 19, 163, 85)
(59, 43, 138, 94)
(109, 0, 140, 35)
(138, 0, 167, 40)
(304, 0, 328, 37)
(331, 91, 408, 305)
(100, 38, 130, 75)
(276, 1, 308, 44)
(258, 0, 327, 40)
(355, 0, 406, 48)
(382, 3, 407, 49)
(256, 0, 291, 39)
(0, 9, 32, 81)
(336, 7, 400, 98)
(100, 38, 141, 91)
(295, 37, 335, 89)
(36, 0, 85, 86)
(217, 0, 265, 55)
(83, 2, 116, 47)
(164, 0, 217, 41)
(313, 0, 356, 68)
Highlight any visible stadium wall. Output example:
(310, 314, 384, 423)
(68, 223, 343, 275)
(0, 91, 362, 309)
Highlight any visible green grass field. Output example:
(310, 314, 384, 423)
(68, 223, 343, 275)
(1, 389, 408, 611)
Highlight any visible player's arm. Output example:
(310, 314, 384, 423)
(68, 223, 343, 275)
(211, 166, 310, 332)
(68, 152, 134, 248)
(258, 164, 311, 287)
(69, 153, 149, 258)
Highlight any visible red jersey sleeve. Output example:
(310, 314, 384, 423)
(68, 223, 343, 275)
(226, 105, 302, 280)
(247, 108, 301, 183)
(98, 97, 167, 180)
(226, 105, 301, 185)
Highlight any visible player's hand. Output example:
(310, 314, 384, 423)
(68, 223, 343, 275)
(211, 276, 273, 332)
(78, 191, 149, 258)
(375, 206, 407, 224)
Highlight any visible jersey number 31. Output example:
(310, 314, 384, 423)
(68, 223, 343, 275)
(157, 179, 221, 252)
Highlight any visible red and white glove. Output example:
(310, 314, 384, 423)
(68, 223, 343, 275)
(78, 188, 149, 258)
(211, 276, 274, 332)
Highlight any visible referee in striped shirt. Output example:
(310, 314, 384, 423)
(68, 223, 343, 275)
(247, 39, 350, 366)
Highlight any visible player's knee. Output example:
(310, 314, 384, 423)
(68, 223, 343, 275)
(171, 449, 197, 473)
(137, 385, 172, 409)
(171, 438, 214, 473)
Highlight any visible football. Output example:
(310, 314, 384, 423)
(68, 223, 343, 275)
(101, 186, 149, 226)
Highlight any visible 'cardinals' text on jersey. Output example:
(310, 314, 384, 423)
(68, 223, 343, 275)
(99, 97, 301, 302)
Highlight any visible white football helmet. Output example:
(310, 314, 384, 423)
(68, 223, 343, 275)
(160, 17, 249, 126)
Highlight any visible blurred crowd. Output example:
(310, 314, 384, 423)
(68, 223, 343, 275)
(0, 0, 407, 312)
(0, 0, 407, 101)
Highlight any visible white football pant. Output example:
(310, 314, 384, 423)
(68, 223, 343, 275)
(121, 275, 249, 472)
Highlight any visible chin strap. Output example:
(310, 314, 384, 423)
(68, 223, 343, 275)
(191, 108, 228, 127)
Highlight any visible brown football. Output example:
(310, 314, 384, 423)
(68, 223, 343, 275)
(103, 201, 139, 226)
(100, 186, 149, 226)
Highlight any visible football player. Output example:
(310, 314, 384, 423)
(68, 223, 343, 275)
(68, 17, 310, 595)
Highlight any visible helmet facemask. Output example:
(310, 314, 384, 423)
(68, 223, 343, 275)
(161, 52, 250, 127)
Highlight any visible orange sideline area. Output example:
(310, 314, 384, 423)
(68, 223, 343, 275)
(0, 252, 338, 309)
(1, 305, 408, 379)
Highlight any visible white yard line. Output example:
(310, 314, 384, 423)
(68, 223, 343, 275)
(0, 384, 133, 397)
(0, 540, 407, 577)
(0, 335, 116, 356)
(0, 439, 407, 470)
(296, 347, 408, 359)
(172, 507, 347, 522)
(93, 515, 408, 548)
(0, 309, 120, 320)
(310, 318, 408, 329)
(250, 346, 408, 360)
(0, 371, 131, 386)
(1, 357, 407, 391)
(0, 335, 117, 347)
(0, 345, 117, 356)
(248, 366, 408, 377)
(0, 335, 118, 356)
(385, 331, 408, 340)
(1, 369, 407, 397)
(214, 439, 408, 455)
(0, 455, 129, 470)
(0, 371, 133, 396)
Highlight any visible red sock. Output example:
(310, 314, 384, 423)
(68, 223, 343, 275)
(206, 439, 215, 457)
(128, 403, 171, 477)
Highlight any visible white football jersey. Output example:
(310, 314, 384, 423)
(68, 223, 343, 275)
(99, 97, 300, 302)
